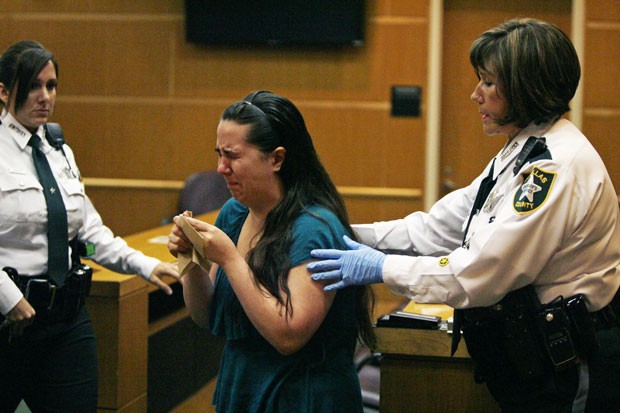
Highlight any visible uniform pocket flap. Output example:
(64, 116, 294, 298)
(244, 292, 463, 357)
(0, 171, 42, 191)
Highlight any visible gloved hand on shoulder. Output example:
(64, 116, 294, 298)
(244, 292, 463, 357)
(307, 235, 385, 291)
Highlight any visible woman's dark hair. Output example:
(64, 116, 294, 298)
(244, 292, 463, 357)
(470, 18, 580, 128)
(0, 40, 45, 104)
(9, 47, 58, 113)
(221, 90, 375, 347)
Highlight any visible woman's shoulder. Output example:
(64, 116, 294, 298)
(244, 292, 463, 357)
(294, 205, 342, 229)
(291, 205, 348, 248)
(288, 207, 348, 264)
(215, 198, 247, 226)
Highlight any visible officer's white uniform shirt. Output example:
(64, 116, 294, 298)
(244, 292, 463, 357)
(354, 118, 620, 311)
(0, 113, 159, 315)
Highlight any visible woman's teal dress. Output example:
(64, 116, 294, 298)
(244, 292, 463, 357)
(209, 199, 364, 413)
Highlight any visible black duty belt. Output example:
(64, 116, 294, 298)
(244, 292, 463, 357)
(464, 288, 620, 331)
(461, 286, 620, 382)
(4, 265, 93, 325)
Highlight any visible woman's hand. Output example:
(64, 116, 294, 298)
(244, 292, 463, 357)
(167, 214, 223, 328)
(147, 262, 180, 295)
(182, 216, 239, 267)
(167, 214, 193, 258)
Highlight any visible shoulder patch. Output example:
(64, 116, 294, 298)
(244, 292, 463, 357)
(513, 166, 556, 214)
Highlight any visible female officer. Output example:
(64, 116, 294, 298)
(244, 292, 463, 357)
(308, 18, 620, 411)
(0, 45, 179, 411)
(167, 90, 375, 412)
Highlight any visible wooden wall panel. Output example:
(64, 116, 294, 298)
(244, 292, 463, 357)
(583, 116, 620, 194)
(376, 0, 429, 16)
(87, 188, 179, 236)
(583, 28, 620, 108)
(371, 16, 428, 94)
(53, 101, 223, 180)
(56, 99, 426, 188)
(174, 37, 374, 101)
(585, 0, 620, 21)
(0, 1, 182, 13)
(0, 17, 179, 98)
(583, 0, 620, 193)
(346, 198, 425, 225)
(302, 106, 425, 188)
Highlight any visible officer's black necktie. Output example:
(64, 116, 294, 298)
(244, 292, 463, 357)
(451, 159, 497, 356)
(28, 134, 69, 286)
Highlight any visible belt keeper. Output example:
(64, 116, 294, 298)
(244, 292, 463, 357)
(48, 284, 57, 310)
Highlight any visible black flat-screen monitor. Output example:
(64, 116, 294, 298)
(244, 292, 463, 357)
(185, 1, 366, 47)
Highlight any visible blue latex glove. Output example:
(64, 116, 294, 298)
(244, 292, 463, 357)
(307, 235, 385, 291)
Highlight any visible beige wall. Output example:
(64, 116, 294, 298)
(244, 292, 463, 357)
(0, 0, 617, 235)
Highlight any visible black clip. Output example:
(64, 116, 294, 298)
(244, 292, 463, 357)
(513, 136, 548, 175)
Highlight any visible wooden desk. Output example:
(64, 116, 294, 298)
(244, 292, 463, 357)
(375, 303, 499, 413)
(86, 211, 219, 413)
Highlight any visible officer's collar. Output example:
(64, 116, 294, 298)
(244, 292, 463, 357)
(3, 112, 47, 151)
(493, 121, 553, 178)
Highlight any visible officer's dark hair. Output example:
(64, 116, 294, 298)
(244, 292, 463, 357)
(0, 40, 45, 106)
(220, 90, 376, 347)
(9, 47, 58, 113)
(470, 18, 580, 128)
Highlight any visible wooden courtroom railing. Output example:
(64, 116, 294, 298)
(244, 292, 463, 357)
(83, 177, 423, 200)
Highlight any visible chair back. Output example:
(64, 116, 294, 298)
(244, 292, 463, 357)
(179, 171, 231, 215)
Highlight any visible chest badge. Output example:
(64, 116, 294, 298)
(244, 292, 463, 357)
(482, 189, 502, 213)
